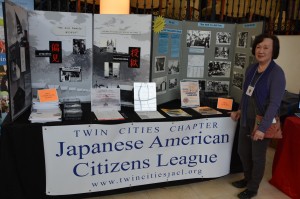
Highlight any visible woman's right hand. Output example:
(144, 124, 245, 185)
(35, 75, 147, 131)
(230, 110, 241, 121)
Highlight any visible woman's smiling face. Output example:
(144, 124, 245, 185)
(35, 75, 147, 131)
(255, 38, 273, 65)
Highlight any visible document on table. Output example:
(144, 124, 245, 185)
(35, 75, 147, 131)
(91, 88, 121, 112)
(136, 111, 165, 120)
(161, 108, 192, 117)
(192, 106, 222, 115)
(94, 111, 124, 120)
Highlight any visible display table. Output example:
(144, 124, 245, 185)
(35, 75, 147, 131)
(270, 116, 300, 199)
(0, 102, 242, 199)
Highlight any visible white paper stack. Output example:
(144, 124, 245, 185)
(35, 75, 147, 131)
(29, 99, 62, 123)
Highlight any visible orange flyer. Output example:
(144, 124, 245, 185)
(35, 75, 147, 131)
(217, 97, 233, 111)
(38, 88, 59, 102)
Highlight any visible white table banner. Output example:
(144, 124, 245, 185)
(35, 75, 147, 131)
(43, 117, 237, 195)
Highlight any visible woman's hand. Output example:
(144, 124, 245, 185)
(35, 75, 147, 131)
(230, 110, 241, 121)
(252, 130, 265, 141)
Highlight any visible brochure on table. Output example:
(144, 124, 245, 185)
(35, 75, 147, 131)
(180, 80, 200, 108)
(151, 17, 263, 105)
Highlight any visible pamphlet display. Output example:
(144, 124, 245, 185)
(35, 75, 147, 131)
(180, 80, 200, 107)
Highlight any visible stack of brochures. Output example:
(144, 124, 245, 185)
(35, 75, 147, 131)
(29, 99, 62, 123)
(63, 99, 82, 120)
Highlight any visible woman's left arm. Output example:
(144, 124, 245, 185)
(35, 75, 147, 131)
(257, 66, 286, 133)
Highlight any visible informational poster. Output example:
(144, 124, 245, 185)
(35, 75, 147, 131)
(4, 1, 32, 121)
(93, 14, 152, 107)
(29, 11, 93, 102)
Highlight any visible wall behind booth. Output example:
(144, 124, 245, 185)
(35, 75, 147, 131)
(276, 35, 300, 94)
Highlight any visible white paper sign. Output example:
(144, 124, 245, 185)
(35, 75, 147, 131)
(134, 82, 157, 111)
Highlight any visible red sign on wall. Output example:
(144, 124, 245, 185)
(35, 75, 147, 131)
(49, 41, 62, 63)
(128, 47, 140, 68)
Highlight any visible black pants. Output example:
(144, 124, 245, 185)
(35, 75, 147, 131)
(238, 119, 270, 192)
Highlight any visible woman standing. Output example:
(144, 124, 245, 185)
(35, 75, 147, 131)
(230, 33, 286, 199)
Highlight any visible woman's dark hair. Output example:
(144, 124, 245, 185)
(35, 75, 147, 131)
(251, 33, 280, 59)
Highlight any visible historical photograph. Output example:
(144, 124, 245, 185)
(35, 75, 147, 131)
(152, 76, 167, 95)
(207, 61, 231, 77)
(169, 78, 178, 89)
(198, 79, 206, 91)
(206, 80, 229, 95)
(236, 31, 248, 48)
(155, 56, 166, 73)
(186, 30, 211, 48)
(168, 59, 180, 74)
(234, 52, 246, 69)
(104, 62, 120, 78)
(60, 66, 82, 82)
(215, 46, 229, 59)
(233, 71, 244, 90)
(73, 39, 86, 54)
(216, 32, 231, 45)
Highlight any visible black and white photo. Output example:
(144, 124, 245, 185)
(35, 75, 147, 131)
(104, 62, 120, 78)
(186, 30, 211, 48)
(155, 56, 166, 73)
(207, 61, 231, 77)
(168, 60, 180, 74)
(73, 39, 86, 54)
(236, 31, 248, 48)
(233, 71, 244, 90)
(169, 78, 178, 89)
(152, 76, 167, 95)
(60, 66, 82, 82)
(234, 52, 246, 69)
(215, 46, 229, 59)
(206, 80, 229, 95)
(216, 32, 231, 45)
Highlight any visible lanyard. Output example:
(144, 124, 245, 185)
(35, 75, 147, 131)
(249, 67, 265, 88)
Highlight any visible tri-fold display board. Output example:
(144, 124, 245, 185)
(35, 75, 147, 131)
(4, 0, 263, 121)
(4, 1, 152, 121)
(152, 17, 263, 105)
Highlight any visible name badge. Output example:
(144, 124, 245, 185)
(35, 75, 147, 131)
(246, 86, 254, 96)
(272, 118, 276, 123)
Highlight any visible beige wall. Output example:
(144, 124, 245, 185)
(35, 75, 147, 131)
(276, 35, 300, 94)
